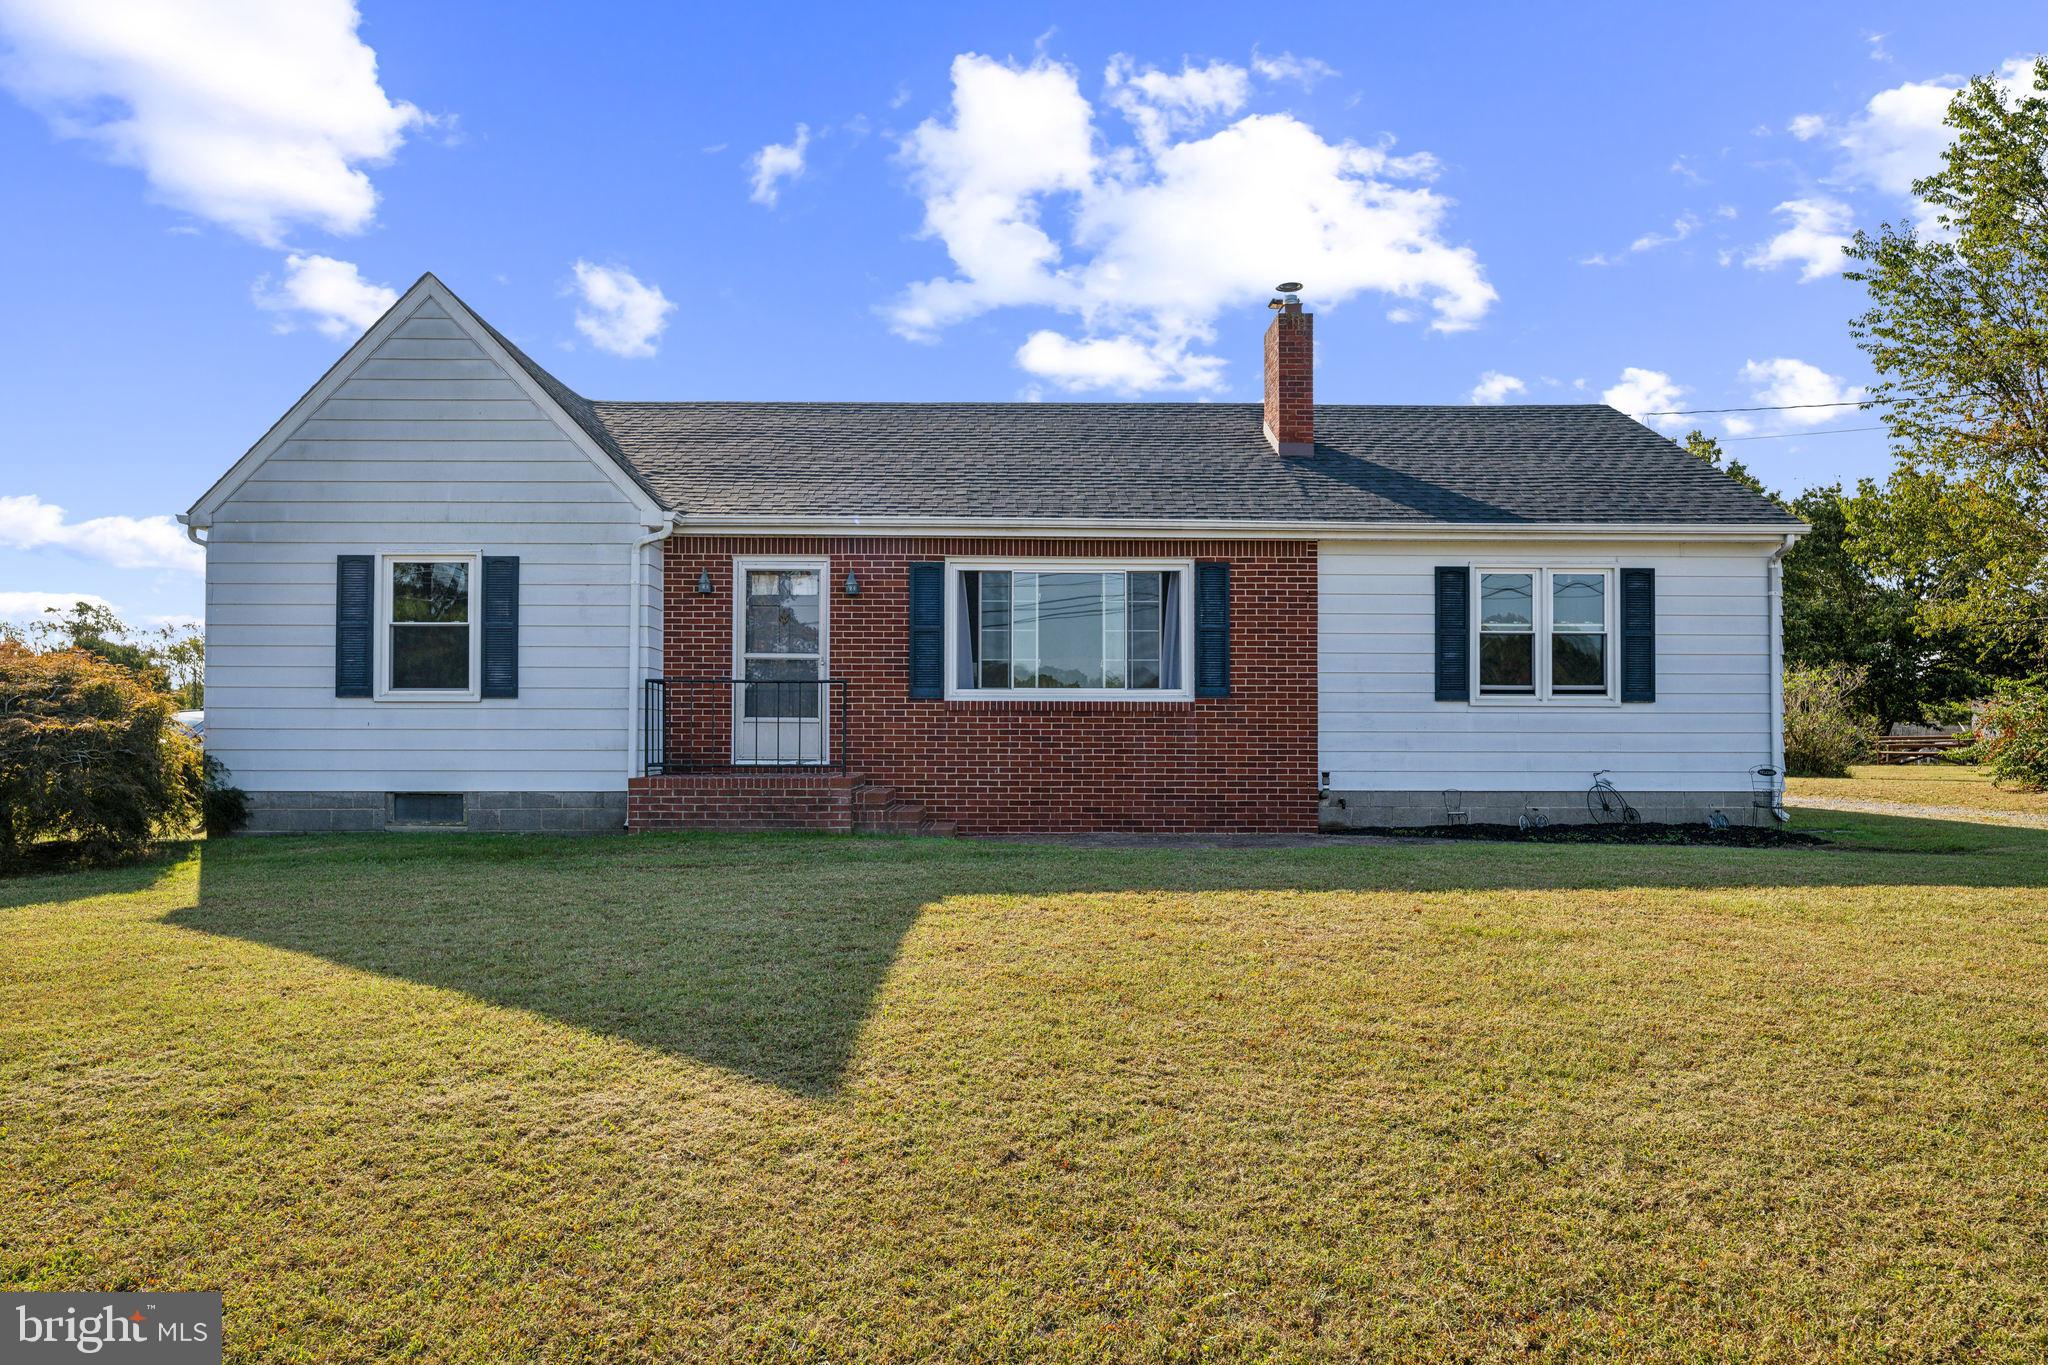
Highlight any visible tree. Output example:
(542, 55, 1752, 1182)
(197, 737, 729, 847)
(0, 641, 200, 867)
(1844, 57, 2048, 661)
(1682, 429, 1774, 501)
(1787, 483, 1987, 726)
(3, 601, 203, 708)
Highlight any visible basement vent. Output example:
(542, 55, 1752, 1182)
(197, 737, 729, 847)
(389, 792, 465, 827)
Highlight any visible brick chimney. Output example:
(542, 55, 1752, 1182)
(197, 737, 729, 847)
(1262, 285, 1313, 456)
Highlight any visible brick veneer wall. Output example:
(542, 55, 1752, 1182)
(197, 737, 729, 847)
(648, 537, 1319, 834)
(627, 770, 856, 832)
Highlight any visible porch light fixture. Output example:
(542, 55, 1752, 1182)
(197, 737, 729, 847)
(695, 569, 713, 595)
(844, 570, 861, 596)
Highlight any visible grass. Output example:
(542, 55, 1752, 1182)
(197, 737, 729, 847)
(5, 815, 2048, 1361)
(1787, 762, 2048, 818)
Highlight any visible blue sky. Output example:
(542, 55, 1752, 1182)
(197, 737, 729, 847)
(0, 0, 2037, 630)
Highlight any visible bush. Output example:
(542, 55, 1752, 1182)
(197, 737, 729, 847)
(1783, 663, 1874, 777)
(201, 755, 250, 837)
(0, 641, 200, 868)
(1975, 679, 2048, 790)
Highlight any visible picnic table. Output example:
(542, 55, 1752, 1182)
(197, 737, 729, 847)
(1870, 734, 1967, 765)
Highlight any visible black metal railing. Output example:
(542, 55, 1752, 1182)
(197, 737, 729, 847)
(642, 677, 848, 774)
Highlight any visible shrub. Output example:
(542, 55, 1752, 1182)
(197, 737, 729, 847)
(1975, 679, 2048, 790)
(1783, 663, 1874, 778)
(201, 755, 250, 837)
(0, 641, 200, 868)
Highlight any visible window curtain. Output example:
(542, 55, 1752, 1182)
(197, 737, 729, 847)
(1161, 571, 1182, 691)
(956, 570, 978, 690)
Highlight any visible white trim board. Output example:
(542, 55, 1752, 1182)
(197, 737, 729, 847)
(673, 515, 1807, 543)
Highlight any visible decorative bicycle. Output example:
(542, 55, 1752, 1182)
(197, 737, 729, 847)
(1586, 770, 1641, 825)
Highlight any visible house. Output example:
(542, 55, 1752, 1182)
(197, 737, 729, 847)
(180, 274, 1802, 836)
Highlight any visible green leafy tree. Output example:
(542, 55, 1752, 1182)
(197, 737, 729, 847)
(0, 640, 200, 867)
(1844, 58, 2048, 661)
(1682, 429, 1773, 501)
(5, 601, 203, 708)
(1786, 483, 1988, 727)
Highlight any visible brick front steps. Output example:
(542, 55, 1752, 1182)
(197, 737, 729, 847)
(627, 771, 955, 836)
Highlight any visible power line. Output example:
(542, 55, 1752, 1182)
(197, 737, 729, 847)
(1640, 400, 1866, 416)
(1717, 424, 1886, 442)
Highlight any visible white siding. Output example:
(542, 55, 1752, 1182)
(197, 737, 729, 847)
(1318, 537, 1781, 793)
(204, 296, 659, 794)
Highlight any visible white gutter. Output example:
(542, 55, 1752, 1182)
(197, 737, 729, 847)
(624, 515, 677, 794)
(176, 512, 207, 547)
(1765, 532, 1798, 818)
(670, 513, 1808, 542)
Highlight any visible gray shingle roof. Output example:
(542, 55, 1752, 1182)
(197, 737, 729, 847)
(584, 401, 1798, 527)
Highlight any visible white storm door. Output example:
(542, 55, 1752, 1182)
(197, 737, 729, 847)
(733, 560, 828, 764)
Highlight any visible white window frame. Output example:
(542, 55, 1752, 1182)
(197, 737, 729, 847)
(1469, 565, 1618, 707)
(375, 551, 481, 702)
(942, 557, 1196, 702)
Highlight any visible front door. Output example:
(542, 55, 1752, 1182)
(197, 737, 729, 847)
(734, 561, 828, 765)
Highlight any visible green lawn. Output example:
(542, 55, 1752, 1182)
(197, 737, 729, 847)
(1788, 763, 2048, 819)
(5, 817, 2048, 1361)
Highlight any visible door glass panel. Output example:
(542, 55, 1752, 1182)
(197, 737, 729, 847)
(743, 658, 821, 717)
(745, 570, 819, 655)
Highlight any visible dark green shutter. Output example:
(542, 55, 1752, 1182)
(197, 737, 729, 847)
(1194, 561, 1231, 697)
(1434, 566, 1470, 701)
(481, 555, 519, 698)
(336, 554, 373, 697)
(1620, 567, 1655, 702)
(908, 561, 944, 698)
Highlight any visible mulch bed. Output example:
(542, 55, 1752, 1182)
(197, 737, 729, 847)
(1338, 821, 1831, 848)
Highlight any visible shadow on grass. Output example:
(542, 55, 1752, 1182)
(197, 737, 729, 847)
(168, 836, 928, 1097)
(0, 841, 196, 906)
(158, 812, 2048, 1096)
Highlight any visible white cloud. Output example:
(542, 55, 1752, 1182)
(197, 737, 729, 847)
(0, 494, 203, 574)
(1864, 30, 1892, 63)
(1737, 357, 1865, 426)
(1601, 368, 1688, 432)
(1105, 55, 1250, 152)
(1468, 371, 1527, 404)
(0, 0, 426, 245)
(1828, 56, 2036, 198)
(252, 253, 395, 337)
(1015, 330, 1224, 393)
(567, 261, 675, 358)
(1788, 113, 1827, 140)
(0, 590, 114, 625)
(748, 123, 810, 206)
(1744, 197, 1853, 282)
(1250, 50, 1337, 88)
(889, 83, 912, 110)
(1629, 211, 1701, 253)
(888, 53, 1494, 394)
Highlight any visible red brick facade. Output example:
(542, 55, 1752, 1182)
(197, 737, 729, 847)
(1262, 304, 1314, 451)
(629, 536, 1319, 835)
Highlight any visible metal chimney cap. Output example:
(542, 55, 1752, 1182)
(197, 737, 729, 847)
(1275, 281, 1303, 293)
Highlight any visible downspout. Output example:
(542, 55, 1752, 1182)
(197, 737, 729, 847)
(1765, 533, 1796, 820)
(625, 515, 677, 799)
(177, 513, 208, 547)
